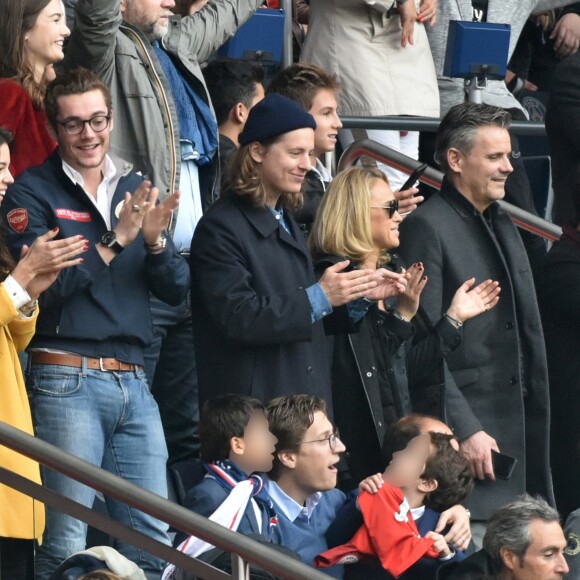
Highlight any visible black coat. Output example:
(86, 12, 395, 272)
(190, 194, 332, 406)
(535, 228, 580, 518)
(315, 255, 462, 485)
(399, 180, 553, 520)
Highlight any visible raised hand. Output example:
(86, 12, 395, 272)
(113, 180, 155, 247)
(142, 190, 179, 246)
(395, 187, 424, 216)
(12, 228, 87, 299)
(318, 260, 385, 307)
(446, 278, 500, 324)
(395, 262, 427, 320)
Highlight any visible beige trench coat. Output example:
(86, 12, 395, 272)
(300, 0, 440, 118)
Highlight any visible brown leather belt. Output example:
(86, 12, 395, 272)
(29, 352, 141, 372)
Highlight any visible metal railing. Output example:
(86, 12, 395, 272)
(0, 421, 329, 580)
(338, 139, 563, 243)
(339, 116, 547, 136)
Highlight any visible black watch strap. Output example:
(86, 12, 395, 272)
(101, 231, 124, 253)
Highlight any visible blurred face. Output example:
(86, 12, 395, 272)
(250, 128, 314, 204)
(24, 0, 70, 79)
(55, 89, 113, 176)
(288, 411, 346, 498)
(504, 520, 569, 580)
(386, 433, 431, 487)
(308, 89, 342, 157)
(235, 412, 277, 474)
(0, 144, 15, 207)
(449, 126, 513, 212)
(370, 178, 402, 251)
(122, 0, 175, 40)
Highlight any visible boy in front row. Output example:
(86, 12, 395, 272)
(319, 417, 474, 579)
(174, 395, 278, 548)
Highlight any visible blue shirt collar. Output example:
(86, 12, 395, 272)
(265, 478, 322, 523)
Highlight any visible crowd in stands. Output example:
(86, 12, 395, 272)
(2, 0, 580, 579)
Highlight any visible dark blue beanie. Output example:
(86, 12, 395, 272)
(239, 94, 316, 146)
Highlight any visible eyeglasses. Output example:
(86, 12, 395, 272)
(302, 429, 341, 452)
(56, 115, 111, 135)
(370, 199, 399, 218)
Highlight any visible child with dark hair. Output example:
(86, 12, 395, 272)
(321, 416, 474, 579)
(174, 395, 278, 549)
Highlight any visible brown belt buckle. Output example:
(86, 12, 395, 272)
(99, 357, 106, 372)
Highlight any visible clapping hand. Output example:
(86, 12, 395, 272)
(394, 262, 427, 320)
(363, 268, 407, 302)
(12, 228, 87, 300)
(446, 278, 500, 324)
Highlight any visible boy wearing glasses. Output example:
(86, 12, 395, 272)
(1, 67, 189, 579)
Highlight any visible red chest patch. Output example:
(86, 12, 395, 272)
(55, 209, 92, 222)
(7, 208, 28, 233)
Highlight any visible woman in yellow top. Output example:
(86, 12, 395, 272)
(0, 128, 87, 578)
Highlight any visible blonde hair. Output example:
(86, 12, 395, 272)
(309, 167, 390, 265)
(223, 142, 303, 211)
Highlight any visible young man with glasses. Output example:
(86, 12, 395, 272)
(265, 395, 348, 579)
(0, 67, 190, 580)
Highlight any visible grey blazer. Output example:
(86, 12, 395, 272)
(398, 180, 553, 520)
(427, 0, 578, 115)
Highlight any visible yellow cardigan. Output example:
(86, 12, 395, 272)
(0, 282, 45, 539)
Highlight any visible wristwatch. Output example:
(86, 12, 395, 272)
(101, 230, 124, 253)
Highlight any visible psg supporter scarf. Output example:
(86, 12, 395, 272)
(204, 460, 279, 540)
(162, 461, 278, 580)
(315, 484, 439, 578)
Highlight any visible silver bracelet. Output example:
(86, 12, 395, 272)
(444, 312, 463, 328)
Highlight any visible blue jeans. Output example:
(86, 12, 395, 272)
(27, 363, 170, 579)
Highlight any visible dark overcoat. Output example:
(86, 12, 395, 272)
(189, 194, 331, 407)
(398, 180, 553, 520)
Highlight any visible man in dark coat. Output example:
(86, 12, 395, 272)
(399, 103, 553, 543)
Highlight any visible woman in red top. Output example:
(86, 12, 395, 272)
(0, 0, 70, 176)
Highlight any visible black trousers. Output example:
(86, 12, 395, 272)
(145, 292, 200, 467)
